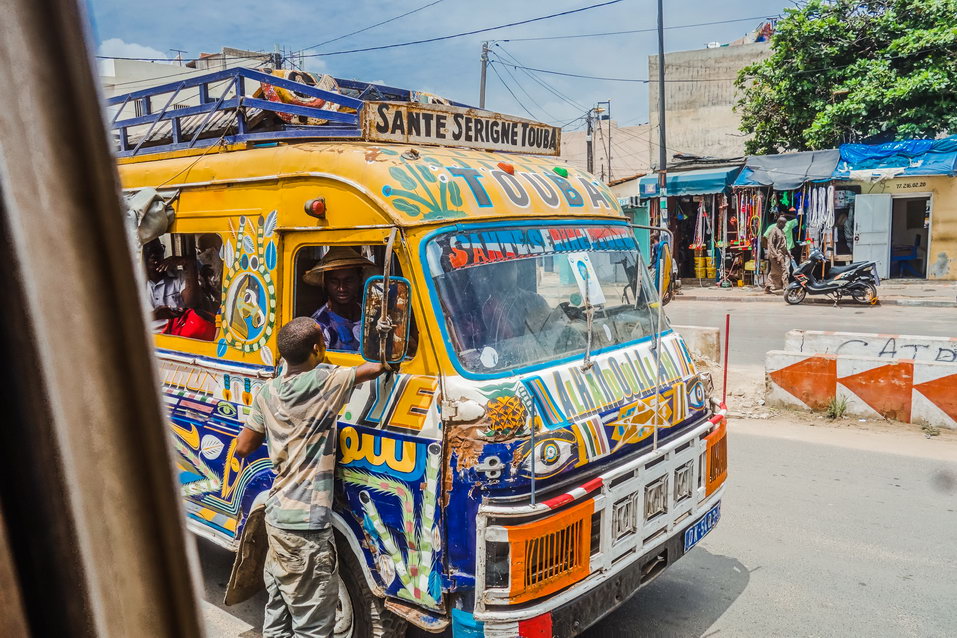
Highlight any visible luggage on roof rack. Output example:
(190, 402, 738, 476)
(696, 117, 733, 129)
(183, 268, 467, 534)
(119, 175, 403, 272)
(108, 67, 561, 158)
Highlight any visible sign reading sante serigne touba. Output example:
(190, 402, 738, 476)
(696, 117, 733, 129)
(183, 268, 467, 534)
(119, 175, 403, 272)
(361, 102, 561, 156)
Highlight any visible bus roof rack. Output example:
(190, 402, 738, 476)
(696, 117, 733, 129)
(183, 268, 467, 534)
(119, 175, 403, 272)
(107, 67, 475, 158)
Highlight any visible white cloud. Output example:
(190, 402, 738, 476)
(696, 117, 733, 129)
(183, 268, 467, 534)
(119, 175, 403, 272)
(98, 38, 170, 62)
(301, 58, 329, 74)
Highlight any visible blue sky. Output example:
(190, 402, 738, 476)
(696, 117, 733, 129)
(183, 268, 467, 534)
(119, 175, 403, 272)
(87, 0, 792, 128)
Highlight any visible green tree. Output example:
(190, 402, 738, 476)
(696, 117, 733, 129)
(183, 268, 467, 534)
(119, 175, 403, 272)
(735, 0, 957, 154)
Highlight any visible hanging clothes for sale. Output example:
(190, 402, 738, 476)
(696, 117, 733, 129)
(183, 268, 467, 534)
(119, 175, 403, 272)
(637, 163, 743, 281)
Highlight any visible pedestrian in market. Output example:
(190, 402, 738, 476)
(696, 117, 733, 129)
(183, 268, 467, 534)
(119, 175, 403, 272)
(765, 215, 791, 294)
(764, 214, 799, 275)
(234, 317, 389, 638)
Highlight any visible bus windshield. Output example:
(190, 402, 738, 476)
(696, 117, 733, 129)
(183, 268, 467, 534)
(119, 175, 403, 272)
(425, 224, 666, 375)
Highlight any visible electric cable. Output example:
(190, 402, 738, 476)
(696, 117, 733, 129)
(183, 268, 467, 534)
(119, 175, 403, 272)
(494, 60, 561, 122)
(299, 0, 447, 52)
(487, 61, 539, 121)
(496, 15, 778, 42)
(297, 0, 624, 58)
(96, 0, 624, 61)
(492, 45, 588, 111)
(494, 60, 737, 83)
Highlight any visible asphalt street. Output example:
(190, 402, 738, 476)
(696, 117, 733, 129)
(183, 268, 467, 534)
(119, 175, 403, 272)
(198, 299, 957, 637)
(198, 418, 957, 638)
(580, 419, 957, 637)
(665, 297, 956, 368)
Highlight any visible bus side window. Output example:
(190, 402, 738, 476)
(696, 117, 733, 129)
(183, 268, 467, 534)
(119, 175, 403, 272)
(143, 233, 223, 342)
(292, 244, 417, 357)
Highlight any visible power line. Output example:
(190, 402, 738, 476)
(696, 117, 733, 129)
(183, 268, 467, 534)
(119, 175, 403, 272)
(294, 0, 624, 58)
(97, 0, 625, 64)
(97, 11, 768, 63)
(299, 0, 447, 52)
(494, 60, 738, 83)
(496, 15, 778, 42)
(487, 61, 539, 121)
(559, 114, 588, 129)
(491, 60, 560, 122)
(492, 45, 587, 111)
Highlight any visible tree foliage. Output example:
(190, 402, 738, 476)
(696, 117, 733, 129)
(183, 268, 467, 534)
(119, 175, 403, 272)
(735, 0, 957, 154)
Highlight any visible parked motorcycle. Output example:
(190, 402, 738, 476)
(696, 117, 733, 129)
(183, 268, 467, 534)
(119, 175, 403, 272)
(784, 249, 880, 305)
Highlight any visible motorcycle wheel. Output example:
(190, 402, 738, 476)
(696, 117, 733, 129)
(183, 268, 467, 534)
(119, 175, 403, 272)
(784, 287, 806, 305)
(851, 282, 878, 305)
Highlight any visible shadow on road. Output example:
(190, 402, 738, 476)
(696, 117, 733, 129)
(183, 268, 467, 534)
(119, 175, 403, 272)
(197, 537, 265, 637)
(581, 547, 751, 637)
(198, 536, 749, 638)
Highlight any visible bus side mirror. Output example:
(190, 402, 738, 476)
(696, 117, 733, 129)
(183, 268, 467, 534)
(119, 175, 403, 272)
(359, 276, 412, 366)
(658, 241, 673, 297)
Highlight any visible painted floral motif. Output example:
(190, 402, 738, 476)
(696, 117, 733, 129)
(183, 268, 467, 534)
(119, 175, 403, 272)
(341, 440, 443, 609)
(380, 153, 467, 220)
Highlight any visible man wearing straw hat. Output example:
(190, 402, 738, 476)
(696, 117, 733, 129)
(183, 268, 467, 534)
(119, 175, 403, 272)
(303, 247, 375, 352)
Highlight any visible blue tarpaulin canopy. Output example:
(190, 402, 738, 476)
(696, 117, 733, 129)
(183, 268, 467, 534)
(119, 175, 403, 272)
(638, 166, 741, 198)
(834, 136, 957, 178)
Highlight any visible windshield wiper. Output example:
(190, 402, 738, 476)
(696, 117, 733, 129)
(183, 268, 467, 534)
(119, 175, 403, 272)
(581, 275, 595, 371)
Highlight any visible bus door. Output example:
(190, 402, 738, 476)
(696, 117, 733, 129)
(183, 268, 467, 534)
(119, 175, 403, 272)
(283, 229, 447, 611)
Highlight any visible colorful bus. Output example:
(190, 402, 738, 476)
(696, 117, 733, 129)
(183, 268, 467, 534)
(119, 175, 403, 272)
(113, 68, 727, 638)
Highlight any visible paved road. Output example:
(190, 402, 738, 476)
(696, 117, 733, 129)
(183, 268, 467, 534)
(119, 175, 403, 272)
(198, 419, 957, 637)
(197, 302, 955, 636)
(582, 420, 957, 637)
(665, 298, 956, 368)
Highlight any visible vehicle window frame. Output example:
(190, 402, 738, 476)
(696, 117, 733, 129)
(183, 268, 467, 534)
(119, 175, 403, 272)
(148, 231, 225, 345)
(289, 241, 420, 363)
(419, 220, 671, 381)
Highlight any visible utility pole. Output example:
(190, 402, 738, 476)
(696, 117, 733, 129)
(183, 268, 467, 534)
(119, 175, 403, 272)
(479, 41, 489, 109)
(607, 101, 612, 181)
(169, 48, 187, 66)
(597, 100, 612, 181)
(656, 0, 668, 225)
(585, 108, 594, 174)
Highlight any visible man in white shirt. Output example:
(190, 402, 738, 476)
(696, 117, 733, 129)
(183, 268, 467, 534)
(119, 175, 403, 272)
(144, 239, 199, 332)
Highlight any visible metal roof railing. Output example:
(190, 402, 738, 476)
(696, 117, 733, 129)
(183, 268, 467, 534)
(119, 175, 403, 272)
(107, 67, 469, 158)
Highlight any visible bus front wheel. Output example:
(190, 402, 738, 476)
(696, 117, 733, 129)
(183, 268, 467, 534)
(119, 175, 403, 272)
(335, 531, 407, 638)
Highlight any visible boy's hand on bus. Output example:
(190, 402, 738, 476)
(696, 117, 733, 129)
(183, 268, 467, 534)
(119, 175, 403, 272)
(355, 361, 392, 384)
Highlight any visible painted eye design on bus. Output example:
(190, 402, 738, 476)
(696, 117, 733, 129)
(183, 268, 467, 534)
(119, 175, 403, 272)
(519, 430, 578, 478)
(687, 379, 707, 411)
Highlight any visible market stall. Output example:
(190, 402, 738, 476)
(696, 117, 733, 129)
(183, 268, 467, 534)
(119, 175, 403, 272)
(732, 150, 843, 286)
(638, 164, 742, 283)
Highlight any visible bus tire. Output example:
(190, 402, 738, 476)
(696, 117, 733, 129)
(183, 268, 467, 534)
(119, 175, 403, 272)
(335, 530, 407, 638)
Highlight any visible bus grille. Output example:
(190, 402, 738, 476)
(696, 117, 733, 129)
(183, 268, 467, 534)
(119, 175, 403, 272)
(505, 499, 592, 603)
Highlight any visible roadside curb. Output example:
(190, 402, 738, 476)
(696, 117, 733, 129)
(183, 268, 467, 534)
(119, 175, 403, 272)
(673, 293, 957, 308)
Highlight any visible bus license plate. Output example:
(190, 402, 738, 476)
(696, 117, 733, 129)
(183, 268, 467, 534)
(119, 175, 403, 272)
(683, 502, 721, 552)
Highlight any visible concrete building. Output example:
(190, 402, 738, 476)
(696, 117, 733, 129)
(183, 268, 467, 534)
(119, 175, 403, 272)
(648, 40, 770, 166)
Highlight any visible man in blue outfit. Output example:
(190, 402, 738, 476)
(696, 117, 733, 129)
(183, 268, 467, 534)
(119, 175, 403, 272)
(303, 247, 375, 352)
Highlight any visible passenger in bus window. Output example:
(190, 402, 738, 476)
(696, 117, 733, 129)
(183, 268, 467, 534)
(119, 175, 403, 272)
(144, 239, 191, 330)
(303, 247, 375, 352)
(483, 260, 550, 343)
(144, 237, 217, 340)
(196, 233, 224, 291)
